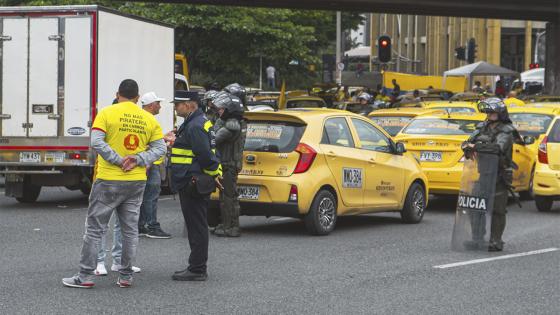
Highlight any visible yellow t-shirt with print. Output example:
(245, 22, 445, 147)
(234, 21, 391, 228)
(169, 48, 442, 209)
(92, 101, 163, 181)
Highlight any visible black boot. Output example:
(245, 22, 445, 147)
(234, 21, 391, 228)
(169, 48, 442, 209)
(172, 270, 208, 281)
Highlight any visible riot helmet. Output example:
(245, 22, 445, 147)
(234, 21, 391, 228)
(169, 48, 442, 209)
(478, 97, 511, 123)
(202, 90, 220, 108)
(223, 83, 247, 101)
(212, 92, 244, 116)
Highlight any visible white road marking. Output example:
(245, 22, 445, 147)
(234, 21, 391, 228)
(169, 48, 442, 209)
(159, 197, 175, 201)
(434, 248, 560, 269)
(33, 228, 41, 231)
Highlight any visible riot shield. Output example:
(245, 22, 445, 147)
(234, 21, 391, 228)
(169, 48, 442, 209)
(451, 152, 499, 251)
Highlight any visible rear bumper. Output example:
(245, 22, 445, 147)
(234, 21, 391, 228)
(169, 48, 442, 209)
(209, 200, 301, 217)
(534, 164, 560, 197)
(423, 164, 463, 195)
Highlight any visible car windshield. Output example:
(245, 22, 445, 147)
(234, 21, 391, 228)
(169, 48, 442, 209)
(244, 121, 306, 153)
(286, 100, 324, 108)
(510, 113, 553, 137)
(430, 106, 475, 113)
(403, 118, 480, 135)
(369, 116, 413, 136)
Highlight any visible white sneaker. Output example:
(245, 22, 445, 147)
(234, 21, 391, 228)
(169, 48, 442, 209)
(95, 263, 108, 276)
(111, 264, 141, 273)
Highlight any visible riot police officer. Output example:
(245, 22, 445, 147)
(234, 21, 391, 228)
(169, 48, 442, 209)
(462, 97, 514, 252)
(209, 91, 247, 237)
(223, 83, 247, 106)
(170, 91, 222, 281)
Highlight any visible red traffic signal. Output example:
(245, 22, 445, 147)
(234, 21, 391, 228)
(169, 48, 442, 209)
(529, 63, 540, 69)
(378, 35, 392, 63)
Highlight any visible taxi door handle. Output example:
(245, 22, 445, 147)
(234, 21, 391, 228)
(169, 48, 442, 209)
(325, 151, 337, 157)
(368, 158, 376, 164)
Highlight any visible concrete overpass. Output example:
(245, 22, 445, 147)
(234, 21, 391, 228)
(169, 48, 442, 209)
(147, 0, 560, 93)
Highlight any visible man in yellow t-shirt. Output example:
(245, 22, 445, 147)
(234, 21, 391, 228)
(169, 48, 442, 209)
(504, 91, 525, 107)
(63, 79, 166, 289)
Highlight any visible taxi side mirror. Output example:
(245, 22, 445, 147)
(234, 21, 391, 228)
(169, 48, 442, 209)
(523, 136, 535, 145)
(395, 142, 407, 155)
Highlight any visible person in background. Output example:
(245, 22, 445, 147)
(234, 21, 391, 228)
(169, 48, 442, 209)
(495, 80, 506, 98)
(472, 81, 484, 93)
(138, 92, 172, 239)
(266, 65, 276, 90)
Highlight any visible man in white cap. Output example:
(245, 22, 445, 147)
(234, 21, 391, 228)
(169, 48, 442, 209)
(138, 92, 172, 239)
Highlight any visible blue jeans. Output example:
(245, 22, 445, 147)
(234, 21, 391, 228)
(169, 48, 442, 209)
(267, 77, 275, 89)
(139, 166, 162, 230)
(97, 214, 122, 265)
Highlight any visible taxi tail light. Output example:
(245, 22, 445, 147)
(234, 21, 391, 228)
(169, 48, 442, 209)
(294, 143, 317, 174)
(538, 136, 548, 164)
(69, 153, 82, 160)
(289, 185, 298, 202)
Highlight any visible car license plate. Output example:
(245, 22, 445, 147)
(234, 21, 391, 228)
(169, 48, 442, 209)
(420, 151, 442, 162)
(44, 152, 65, 163)
(19, 152, 41, 163)
(238, 185, 259, 200)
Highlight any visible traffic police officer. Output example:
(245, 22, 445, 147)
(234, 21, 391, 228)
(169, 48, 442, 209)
(462, 97, 515, 252)
(209, 92, 247, 237)
(170, 91, 222, 281)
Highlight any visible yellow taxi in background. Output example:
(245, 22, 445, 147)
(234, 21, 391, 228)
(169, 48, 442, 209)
(423, 101, 480, 113)
(509, 106, 560, 197)
(394, 112, 535, 195)
(368, 108, 445, 136)
(210, 109, 428, 235)
(533, 116, 560, 211)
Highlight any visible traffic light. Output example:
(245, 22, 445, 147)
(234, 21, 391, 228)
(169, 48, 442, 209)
(466, 38, 477, 64)
(455, 46, 466, 60)
(378, 35, 392, 63)
(529, 63, 540, 69)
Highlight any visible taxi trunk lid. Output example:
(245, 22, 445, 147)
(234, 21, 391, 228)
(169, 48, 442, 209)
(397, 135, 466, 167)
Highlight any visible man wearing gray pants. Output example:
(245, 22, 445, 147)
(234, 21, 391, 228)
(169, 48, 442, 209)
(62, 79, 166, 289)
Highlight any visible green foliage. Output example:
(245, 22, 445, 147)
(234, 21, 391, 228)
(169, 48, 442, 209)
(1, 1, 364, 88)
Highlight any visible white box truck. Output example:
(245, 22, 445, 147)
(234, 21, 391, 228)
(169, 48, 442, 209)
(0, 5, 175, 202)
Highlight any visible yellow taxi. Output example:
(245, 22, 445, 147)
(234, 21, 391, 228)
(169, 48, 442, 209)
(533, 116, 560, 211)
(423, 101, 480, 113)
(284, 96, 327, 109)
(368, 108, 445, 136)
(508, 106, 560, 197)
(210, 109, 428, 235)
(394, 112, 535, 195)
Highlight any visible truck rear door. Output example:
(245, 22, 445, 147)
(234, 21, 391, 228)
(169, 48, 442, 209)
(1, 17, 61, 137)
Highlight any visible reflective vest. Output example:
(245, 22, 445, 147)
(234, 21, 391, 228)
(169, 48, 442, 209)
(170, 109, 222, 191)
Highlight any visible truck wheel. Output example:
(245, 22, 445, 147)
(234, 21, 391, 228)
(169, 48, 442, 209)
(304, 190, 337, 235)
(15, 182, 41, 203)
(400, 182, 426, 224)
(535, 195, 553, 212)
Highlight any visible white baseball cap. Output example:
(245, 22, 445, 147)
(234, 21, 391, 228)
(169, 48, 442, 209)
(139, 92, 165, 106)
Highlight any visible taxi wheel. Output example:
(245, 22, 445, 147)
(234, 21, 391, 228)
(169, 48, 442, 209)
(400, 182, 425, 224)
(305, 190, 337, 235)
(535, 195, 553, 212)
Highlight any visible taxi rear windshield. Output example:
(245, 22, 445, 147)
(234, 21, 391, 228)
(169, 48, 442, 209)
(369, 116, 412, 136)
(403, 118, 480, 135)
(286, 100, 324, 108)
(430, 107, 475, 113)
(510, 113, 553, 137)
(244, 121, 306, 153)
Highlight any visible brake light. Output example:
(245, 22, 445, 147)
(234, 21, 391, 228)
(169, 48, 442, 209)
(289, 185, 298, 202)
(538, 136, 548, 164)
(69, 153, 82, 160)
(294, 143, 317, 174)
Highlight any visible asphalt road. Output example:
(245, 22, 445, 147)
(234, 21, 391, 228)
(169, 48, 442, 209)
(0, 186, 559, 314)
